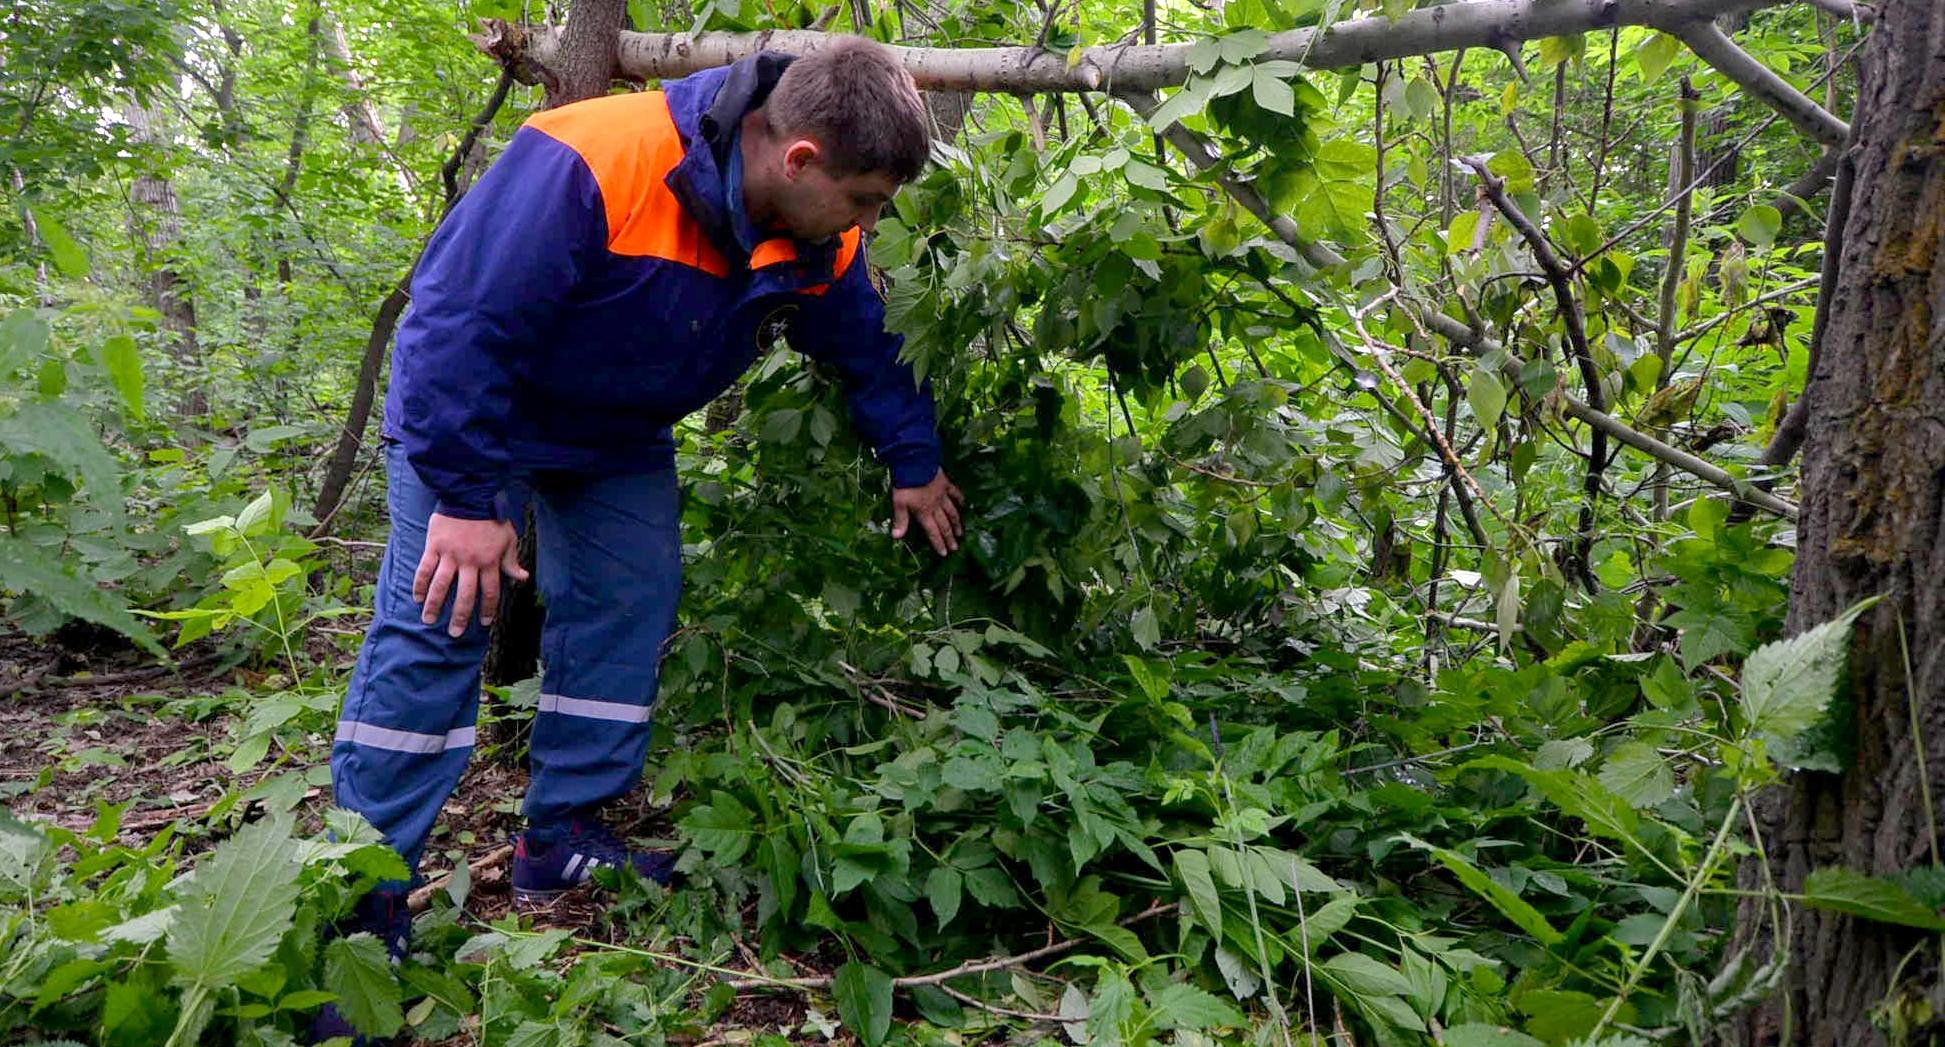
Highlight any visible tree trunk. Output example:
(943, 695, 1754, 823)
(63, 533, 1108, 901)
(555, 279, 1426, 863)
(1735, 0, 1945, 1042)
(123, 101, 207, 419)
(478, 0, 629, 693)
(543, 0, 628, 108)
(321, 6, 416, 197)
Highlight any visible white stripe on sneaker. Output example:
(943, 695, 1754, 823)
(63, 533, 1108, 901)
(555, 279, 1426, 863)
(335, 720, 476, 754)
(537, 693, 653, 724)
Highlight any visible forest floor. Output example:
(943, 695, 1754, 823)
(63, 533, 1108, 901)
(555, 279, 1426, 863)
(0, 625, 819, 1042)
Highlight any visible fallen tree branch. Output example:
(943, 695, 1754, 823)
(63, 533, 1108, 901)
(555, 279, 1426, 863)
(1671, 20, 1850, 147)
(1802, 0, 1873, 22)
(1462, 156, 1608, 584)
(1113, 94, 1796, 523)
(489, 0, 1786, 94)
(1420, 311, 1800, 519)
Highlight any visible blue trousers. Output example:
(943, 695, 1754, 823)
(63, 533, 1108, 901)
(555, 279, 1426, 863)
(331, 442, 681, 869)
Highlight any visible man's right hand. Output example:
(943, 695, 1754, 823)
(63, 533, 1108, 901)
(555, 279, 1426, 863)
(413, 513, 530, 638)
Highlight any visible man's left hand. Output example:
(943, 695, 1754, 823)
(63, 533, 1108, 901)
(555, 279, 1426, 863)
(892, 470, 966, 555)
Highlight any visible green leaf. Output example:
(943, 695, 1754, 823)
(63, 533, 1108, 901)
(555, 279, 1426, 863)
(1536, 33, 1584, 69)
(93, 334, 145, 420)
(1041, 172, 1080, 214)
(1741, 599, 1876, 744)
(1445, 1022, 1546, 1047)
(167, 816, 301, 988)
(1800, 867, 1945, 931)
(1321, 952, 1413, 997)
(0, 401, 122, 518)
(1447, 211, 1480, 254)
(1217, 29, 1270, 63)
(1297, 178, 1368, 241)
(0, 309, 50, 375)
(1488, 149, 1536, 194)
(1131, 605, 1160, 649)
(1252, 67, 1296, 116)
(1597, 742, 1675, 809)
(832, 962, 893, 1046)
(1737, 204, 1782, 248)
(227, 733, 272, 775)
(1147, 981, 1245, 1030)
(1635, 31, 1683, 83)
(1469, 367, 1508, 428)
(0, 538, 161, 655)
(1398, 834, 1562, 945)
(926, 866, 963, 928)
(31, 210, 89, 278)
(1404, 78, 1439, 122)
(324, 934, 405, 1038)
(1515, 987, 1612, 1042)
(1148, 79, 1212, 133)
(963, 866, 1020, 908)
(682, 791, 755, 863)
(1666, 604, 1755, 668)
(1175, 848, 1223, 935)
(759, 407, 803, 444)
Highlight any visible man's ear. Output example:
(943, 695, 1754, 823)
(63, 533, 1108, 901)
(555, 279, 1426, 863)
(782, 139, 821, 180)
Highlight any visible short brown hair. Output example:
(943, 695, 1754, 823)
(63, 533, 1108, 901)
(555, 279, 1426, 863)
(766, 37, 930, 183)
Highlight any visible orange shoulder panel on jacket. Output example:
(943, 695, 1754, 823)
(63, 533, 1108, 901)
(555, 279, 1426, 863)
(834, 228, 863, 278)
(524, 92, 729, 277)
(801, 229, 866, 296)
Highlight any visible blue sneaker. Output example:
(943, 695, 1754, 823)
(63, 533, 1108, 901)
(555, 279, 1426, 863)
(308, 880, 413, 1044)
(511, 815, 675, 903)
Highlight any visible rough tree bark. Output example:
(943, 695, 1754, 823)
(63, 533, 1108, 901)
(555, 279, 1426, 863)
(541, 0, 629, 107)
(486, 0, 1788, 93)
(1734, 0, 1945, 1042)
(123, 101, 206, 418)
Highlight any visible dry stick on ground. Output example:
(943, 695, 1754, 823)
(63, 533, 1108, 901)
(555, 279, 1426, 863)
(938, 983, 1068, 1024)
(409, 844, 516, 912)
(723, 902, 1178, 992)
(1462, 156, 1607, 586)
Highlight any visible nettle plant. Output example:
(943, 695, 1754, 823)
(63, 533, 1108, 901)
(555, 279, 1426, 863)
(0, 808, 410, 1046)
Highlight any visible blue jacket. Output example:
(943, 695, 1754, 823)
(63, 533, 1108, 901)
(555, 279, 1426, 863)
(383, 55, 941, 520)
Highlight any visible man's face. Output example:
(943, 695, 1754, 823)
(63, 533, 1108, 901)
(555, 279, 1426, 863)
(770, 139, 900, 243)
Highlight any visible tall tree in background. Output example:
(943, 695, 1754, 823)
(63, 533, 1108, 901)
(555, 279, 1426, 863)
(124, 101, 207, 418)
(1740, 0, 1944, 1041)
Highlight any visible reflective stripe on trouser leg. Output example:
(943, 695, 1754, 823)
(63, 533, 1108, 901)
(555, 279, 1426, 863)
(522, 464, 681, 826)
(331, 442, 506, 871)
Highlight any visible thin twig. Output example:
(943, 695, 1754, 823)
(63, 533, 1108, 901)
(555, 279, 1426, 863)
(938, 984, 1068, 1023)
(724, 902, 1177, 991)
(409, 844, 515, 913)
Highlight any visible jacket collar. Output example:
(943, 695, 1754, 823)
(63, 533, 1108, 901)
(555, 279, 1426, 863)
(664, 52, 843, 280)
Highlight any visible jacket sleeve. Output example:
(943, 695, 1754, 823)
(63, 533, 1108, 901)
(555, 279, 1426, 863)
(788, 248, 943, 489)
(390, 126, 607, 519)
